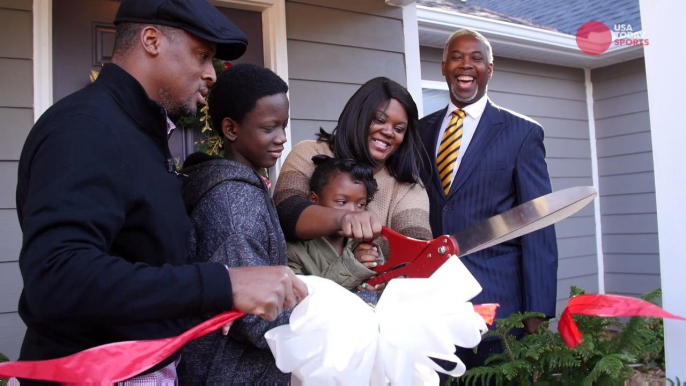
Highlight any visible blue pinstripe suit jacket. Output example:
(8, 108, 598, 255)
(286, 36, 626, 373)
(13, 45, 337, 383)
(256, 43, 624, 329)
(419, 100, 558, 320)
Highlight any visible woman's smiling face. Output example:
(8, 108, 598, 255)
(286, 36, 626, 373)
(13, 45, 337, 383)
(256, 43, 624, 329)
(367, 98, 407, 170)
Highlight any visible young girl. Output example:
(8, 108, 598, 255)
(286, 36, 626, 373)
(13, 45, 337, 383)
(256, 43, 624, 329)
(178, 63, 290, 383)
(287, 155, 384, 300)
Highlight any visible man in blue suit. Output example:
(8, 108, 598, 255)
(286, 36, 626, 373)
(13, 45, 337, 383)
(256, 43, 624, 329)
(419, 29, 558, 370)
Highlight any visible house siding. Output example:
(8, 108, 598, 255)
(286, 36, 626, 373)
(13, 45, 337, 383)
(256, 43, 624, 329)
(286, 0, 406, 145)
(0, 0, 31, 361)
(420, 47, 599, 316)
(592, 58, 660, 297)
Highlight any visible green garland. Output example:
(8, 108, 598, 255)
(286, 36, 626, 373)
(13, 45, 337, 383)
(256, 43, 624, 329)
(177, 59, 228, 157)
(450, 287, 664, 386)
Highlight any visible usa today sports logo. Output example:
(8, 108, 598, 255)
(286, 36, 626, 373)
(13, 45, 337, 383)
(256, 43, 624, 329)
(575, 21, 649, 56)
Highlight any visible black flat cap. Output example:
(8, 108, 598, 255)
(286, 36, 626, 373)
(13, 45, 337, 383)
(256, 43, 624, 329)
(114, 0, 248, 61)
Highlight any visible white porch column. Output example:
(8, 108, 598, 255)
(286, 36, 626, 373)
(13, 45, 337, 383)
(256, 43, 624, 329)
(33, 0, 53, 122)
(639, 0, 686, 377)
(387, 0, 423, 117)
(400, 3, 423, 117)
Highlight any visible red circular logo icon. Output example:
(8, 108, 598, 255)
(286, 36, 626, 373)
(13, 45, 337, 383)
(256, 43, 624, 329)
(576, 21, 612, 55)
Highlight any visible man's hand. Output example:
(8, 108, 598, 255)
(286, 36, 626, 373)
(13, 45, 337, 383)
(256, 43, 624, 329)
(339, 211, 382, 242)
(353, 243, 380, 269)
(227, 266, 308, 321)
(523, 317, 545, 334)
(221, 322, 233, 336)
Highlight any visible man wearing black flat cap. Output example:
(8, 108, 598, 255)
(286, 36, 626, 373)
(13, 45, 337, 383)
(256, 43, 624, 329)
(15, 0, 307, 383)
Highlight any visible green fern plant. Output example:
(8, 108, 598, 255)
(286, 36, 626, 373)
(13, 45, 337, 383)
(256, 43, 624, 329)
(448, 287, 664, 385)
(0, 352, 9, 386)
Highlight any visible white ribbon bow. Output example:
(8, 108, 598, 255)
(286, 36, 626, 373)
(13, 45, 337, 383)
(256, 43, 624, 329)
(265, 258, 488, 385)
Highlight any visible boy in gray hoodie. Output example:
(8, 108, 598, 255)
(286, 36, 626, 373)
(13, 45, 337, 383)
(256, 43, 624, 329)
(178, 63, 290, 383)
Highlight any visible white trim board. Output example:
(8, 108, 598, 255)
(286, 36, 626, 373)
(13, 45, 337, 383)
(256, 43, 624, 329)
(584, 68, 605, 295)
(33, 0, 52, 122)
(640, 0, 686, 376)
(401, 3, 423, 117)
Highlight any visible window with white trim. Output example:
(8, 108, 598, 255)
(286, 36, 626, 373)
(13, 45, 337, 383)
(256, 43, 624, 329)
(421, 80, 450, 118)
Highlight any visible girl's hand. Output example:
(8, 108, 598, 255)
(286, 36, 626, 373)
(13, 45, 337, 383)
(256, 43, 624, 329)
(354, 244, 384, 291)
(354, 243, 380, 269)
(358, 282, 385, 292)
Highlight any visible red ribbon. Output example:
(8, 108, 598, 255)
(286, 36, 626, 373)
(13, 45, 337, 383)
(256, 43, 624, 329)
(10, 295, 681, 382)
(0, 302, 500, 383)
(0, 310, 243, 383)
(558, 294, 686, 349)
(473, 303, 499, 326)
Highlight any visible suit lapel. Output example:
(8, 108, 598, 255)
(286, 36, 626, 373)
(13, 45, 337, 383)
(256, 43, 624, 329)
(426, 107, 449, 195)
(448, 100, 506, 198)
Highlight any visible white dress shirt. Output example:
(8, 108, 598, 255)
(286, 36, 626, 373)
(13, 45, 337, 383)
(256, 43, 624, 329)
(435, 95, 489, 188)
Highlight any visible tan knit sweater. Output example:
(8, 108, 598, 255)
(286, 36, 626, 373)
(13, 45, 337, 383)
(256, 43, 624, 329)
(274, 140, 432, 241)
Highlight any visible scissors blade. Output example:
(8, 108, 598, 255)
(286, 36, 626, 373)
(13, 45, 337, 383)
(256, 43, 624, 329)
(452, 186, 597, 257)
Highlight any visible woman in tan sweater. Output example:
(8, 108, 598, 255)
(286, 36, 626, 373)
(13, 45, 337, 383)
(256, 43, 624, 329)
(274, 77, 432, 243)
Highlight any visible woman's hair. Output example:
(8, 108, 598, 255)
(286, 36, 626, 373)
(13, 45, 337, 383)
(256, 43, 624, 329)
(316, 77, 425, 184)
(309, 155, 378, 204)
(208, 63, 289, 137)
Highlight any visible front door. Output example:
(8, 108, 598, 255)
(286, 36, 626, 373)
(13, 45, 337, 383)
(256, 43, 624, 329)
(52, 0, 264, 163)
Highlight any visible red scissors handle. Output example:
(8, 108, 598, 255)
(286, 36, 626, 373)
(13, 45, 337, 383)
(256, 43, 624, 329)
(365, 227, 459, 286)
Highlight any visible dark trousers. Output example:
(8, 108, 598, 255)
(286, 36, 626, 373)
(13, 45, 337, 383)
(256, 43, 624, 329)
(434, 339, 504, 385)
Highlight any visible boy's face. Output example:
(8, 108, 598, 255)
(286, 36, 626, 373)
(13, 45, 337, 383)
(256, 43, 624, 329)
(310, 173, 368, 213)
(223, 93, 289, 172)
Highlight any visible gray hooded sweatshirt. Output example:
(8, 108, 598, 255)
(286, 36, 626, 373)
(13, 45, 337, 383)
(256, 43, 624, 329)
(177, 154, 290, 384)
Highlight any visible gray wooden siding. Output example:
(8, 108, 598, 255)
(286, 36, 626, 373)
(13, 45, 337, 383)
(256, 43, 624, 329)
(0, 312, 24, 360)
(592, 58, 660, 298)
(0, 0, 29, 10)
(286, 0, 406, 145)
(0, 0, 30, 360)
(421, 46, 599, 316)
(0, 210, 21, 263)
(290, 0, 402, 19)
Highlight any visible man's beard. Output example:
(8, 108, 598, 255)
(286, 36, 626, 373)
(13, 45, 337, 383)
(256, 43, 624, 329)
(451, 84, 480, 104)
(159, 88, 196, 119)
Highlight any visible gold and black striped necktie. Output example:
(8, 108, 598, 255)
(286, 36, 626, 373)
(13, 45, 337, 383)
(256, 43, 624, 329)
(437, 109, 466, 196)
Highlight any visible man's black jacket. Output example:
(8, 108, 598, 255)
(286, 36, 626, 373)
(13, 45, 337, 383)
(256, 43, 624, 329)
(15, 64, 232, 369)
